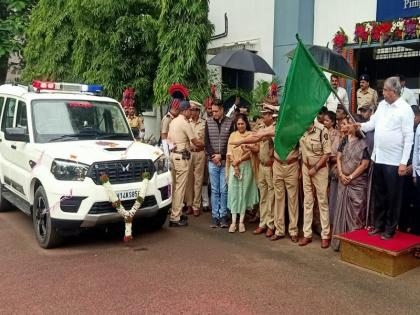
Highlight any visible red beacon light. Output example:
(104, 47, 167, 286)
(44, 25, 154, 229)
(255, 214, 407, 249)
(32, 80, 57, 91)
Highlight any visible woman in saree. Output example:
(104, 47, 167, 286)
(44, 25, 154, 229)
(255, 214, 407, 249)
(226, 114, 259, 233)
(331, 116, 370, 251)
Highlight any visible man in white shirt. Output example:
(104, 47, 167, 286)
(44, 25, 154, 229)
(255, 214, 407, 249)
(396, 74, 418, 106)
(324, 75, 349, 112)
(412, 108, 420, 236)
(359, 76, 414, 240)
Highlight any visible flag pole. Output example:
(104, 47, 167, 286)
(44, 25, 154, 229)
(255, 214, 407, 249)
(329, 88, 365, 137)
(293, 35, 364, 136)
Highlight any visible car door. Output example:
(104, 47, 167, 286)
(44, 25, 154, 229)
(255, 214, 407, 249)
(0, 97, 18, 193)
(10, 100, 33, 199)
(0, 98, 33, 199)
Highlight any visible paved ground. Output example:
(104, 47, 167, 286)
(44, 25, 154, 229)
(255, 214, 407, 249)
(1, 209, 420, 315)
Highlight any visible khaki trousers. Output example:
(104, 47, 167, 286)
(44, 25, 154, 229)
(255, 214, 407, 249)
(185, 151, 206, 210)
(170, 153, 191, 221)
(302, 164, 330, 239)
(273, 160, 299, 236)
(257, 164, 275, 229)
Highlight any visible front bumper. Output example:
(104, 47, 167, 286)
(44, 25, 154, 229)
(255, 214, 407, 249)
(43, 171, 172, 227)
(51, 204, 171, 230)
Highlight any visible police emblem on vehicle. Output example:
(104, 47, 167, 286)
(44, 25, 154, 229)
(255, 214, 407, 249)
(120, 163, 130, 172)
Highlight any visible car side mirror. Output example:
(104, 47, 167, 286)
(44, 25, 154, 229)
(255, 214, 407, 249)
(5, 127, 29, 142)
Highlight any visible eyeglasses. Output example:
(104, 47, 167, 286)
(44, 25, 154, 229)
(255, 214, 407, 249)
(190, 108, 200, 111)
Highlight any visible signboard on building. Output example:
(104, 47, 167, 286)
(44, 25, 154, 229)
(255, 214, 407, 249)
(377, 0, 420, 21)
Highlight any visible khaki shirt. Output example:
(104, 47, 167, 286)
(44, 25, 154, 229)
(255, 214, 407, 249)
(127, 115, 144, 130)
(300, 121, 331, 166)
(161, 112, 174, 136)
(357, 87, 378, 111)
(189, 117, 205, 150)
(251, 118, 264, 132)
(258, 124, 274, 164)
(168, 114, 195, 151)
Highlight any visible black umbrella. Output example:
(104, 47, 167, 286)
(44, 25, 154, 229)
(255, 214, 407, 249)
(208, 49, 275, 75)
(286, 45, 356, 80)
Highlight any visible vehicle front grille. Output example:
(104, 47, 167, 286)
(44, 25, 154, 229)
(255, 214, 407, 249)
(87, 159, 155, 185)
(88, 196, 158, 214)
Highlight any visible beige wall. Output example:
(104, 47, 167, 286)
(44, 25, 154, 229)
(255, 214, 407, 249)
(313, 0, 377, 47)
(208, 0, 275, 83)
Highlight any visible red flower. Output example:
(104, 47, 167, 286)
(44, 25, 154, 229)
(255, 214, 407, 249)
(380, 22, 392, 35)
(394, 28, 403, 38)
(355, 24, 368, 41)
(371, 24, 381, 41)
(123, 235, 133, 242)
(333, 27, 348, 52)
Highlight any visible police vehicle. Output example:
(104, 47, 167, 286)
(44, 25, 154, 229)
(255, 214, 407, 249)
(0, 81, 171, 248)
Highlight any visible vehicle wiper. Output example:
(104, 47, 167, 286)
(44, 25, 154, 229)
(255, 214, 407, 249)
(95, 133, 132, 140)
(49, 132, 97, 142)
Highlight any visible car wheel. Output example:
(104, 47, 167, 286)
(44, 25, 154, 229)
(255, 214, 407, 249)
(148, 208, 168, 230)
(0, 185, 13, 212)
(32, 186, 61, 248)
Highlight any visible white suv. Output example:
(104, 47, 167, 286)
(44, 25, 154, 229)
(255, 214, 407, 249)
(0, 81, 172, 248)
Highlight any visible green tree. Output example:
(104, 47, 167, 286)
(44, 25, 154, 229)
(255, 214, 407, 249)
(22, 0, 75, 82)
(22, 0, 159, 107)
(0, 0, 35, 83)
(153, 0, 213, 106)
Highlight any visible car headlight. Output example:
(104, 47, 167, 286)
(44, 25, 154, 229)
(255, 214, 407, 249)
(154, 155, 169, 175)
(50, 159, 89, 181)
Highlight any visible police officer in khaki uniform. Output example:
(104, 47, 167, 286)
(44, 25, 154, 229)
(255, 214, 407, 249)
(167, 100, 203, 227)
(127, 107, 145, 140)
(357, 74, 378, 112)
(161, 100, 180, 197)
(272, 145, 300, 242)
(184, 101, 206, 216)
(249, 106, 276, 237)
(161, 100, 180, 142)
(299, 120, 332, 248)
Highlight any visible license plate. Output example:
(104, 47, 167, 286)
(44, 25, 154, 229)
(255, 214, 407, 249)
(116, 189, 140, 201)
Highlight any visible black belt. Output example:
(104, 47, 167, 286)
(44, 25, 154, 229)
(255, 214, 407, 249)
(172, 150, 190, 154)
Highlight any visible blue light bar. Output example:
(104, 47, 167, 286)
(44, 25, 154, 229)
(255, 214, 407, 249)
(81, 84, 103, 93)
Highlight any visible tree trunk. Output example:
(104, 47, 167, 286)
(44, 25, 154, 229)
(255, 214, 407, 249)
(0, 55, 9, 84)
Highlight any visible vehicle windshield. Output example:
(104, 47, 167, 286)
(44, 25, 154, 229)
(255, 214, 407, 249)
(31, 99, 133, 143)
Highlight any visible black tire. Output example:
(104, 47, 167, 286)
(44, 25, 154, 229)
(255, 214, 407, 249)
(32, 186, 61, 248)
(148, 208, 168, 230)
(0, 185, 13, 212)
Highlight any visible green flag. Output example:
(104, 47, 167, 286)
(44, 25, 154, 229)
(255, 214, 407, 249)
(274, 35, 332, 160)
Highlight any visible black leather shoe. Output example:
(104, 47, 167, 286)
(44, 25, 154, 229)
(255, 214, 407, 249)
(380, 233, 393, 240)
(202, 206, 211, 212)
(180, 214, 188, 221)
(368, 228, 383, 236)
(169, 219, 188, 227)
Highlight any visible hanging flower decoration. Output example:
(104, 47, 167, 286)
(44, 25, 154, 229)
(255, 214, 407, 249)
(100, 172, 151, 242)
(332, 27, 349, 53)
(349, 16, 420, 47)
(404, 18, 418, 39)
(355, 23, 369, 46)
(391, 19, 405, 40)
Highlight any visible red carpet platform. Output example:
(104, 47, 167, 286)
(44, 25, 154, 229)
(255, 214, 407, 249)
(335, 229, 420, 277)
